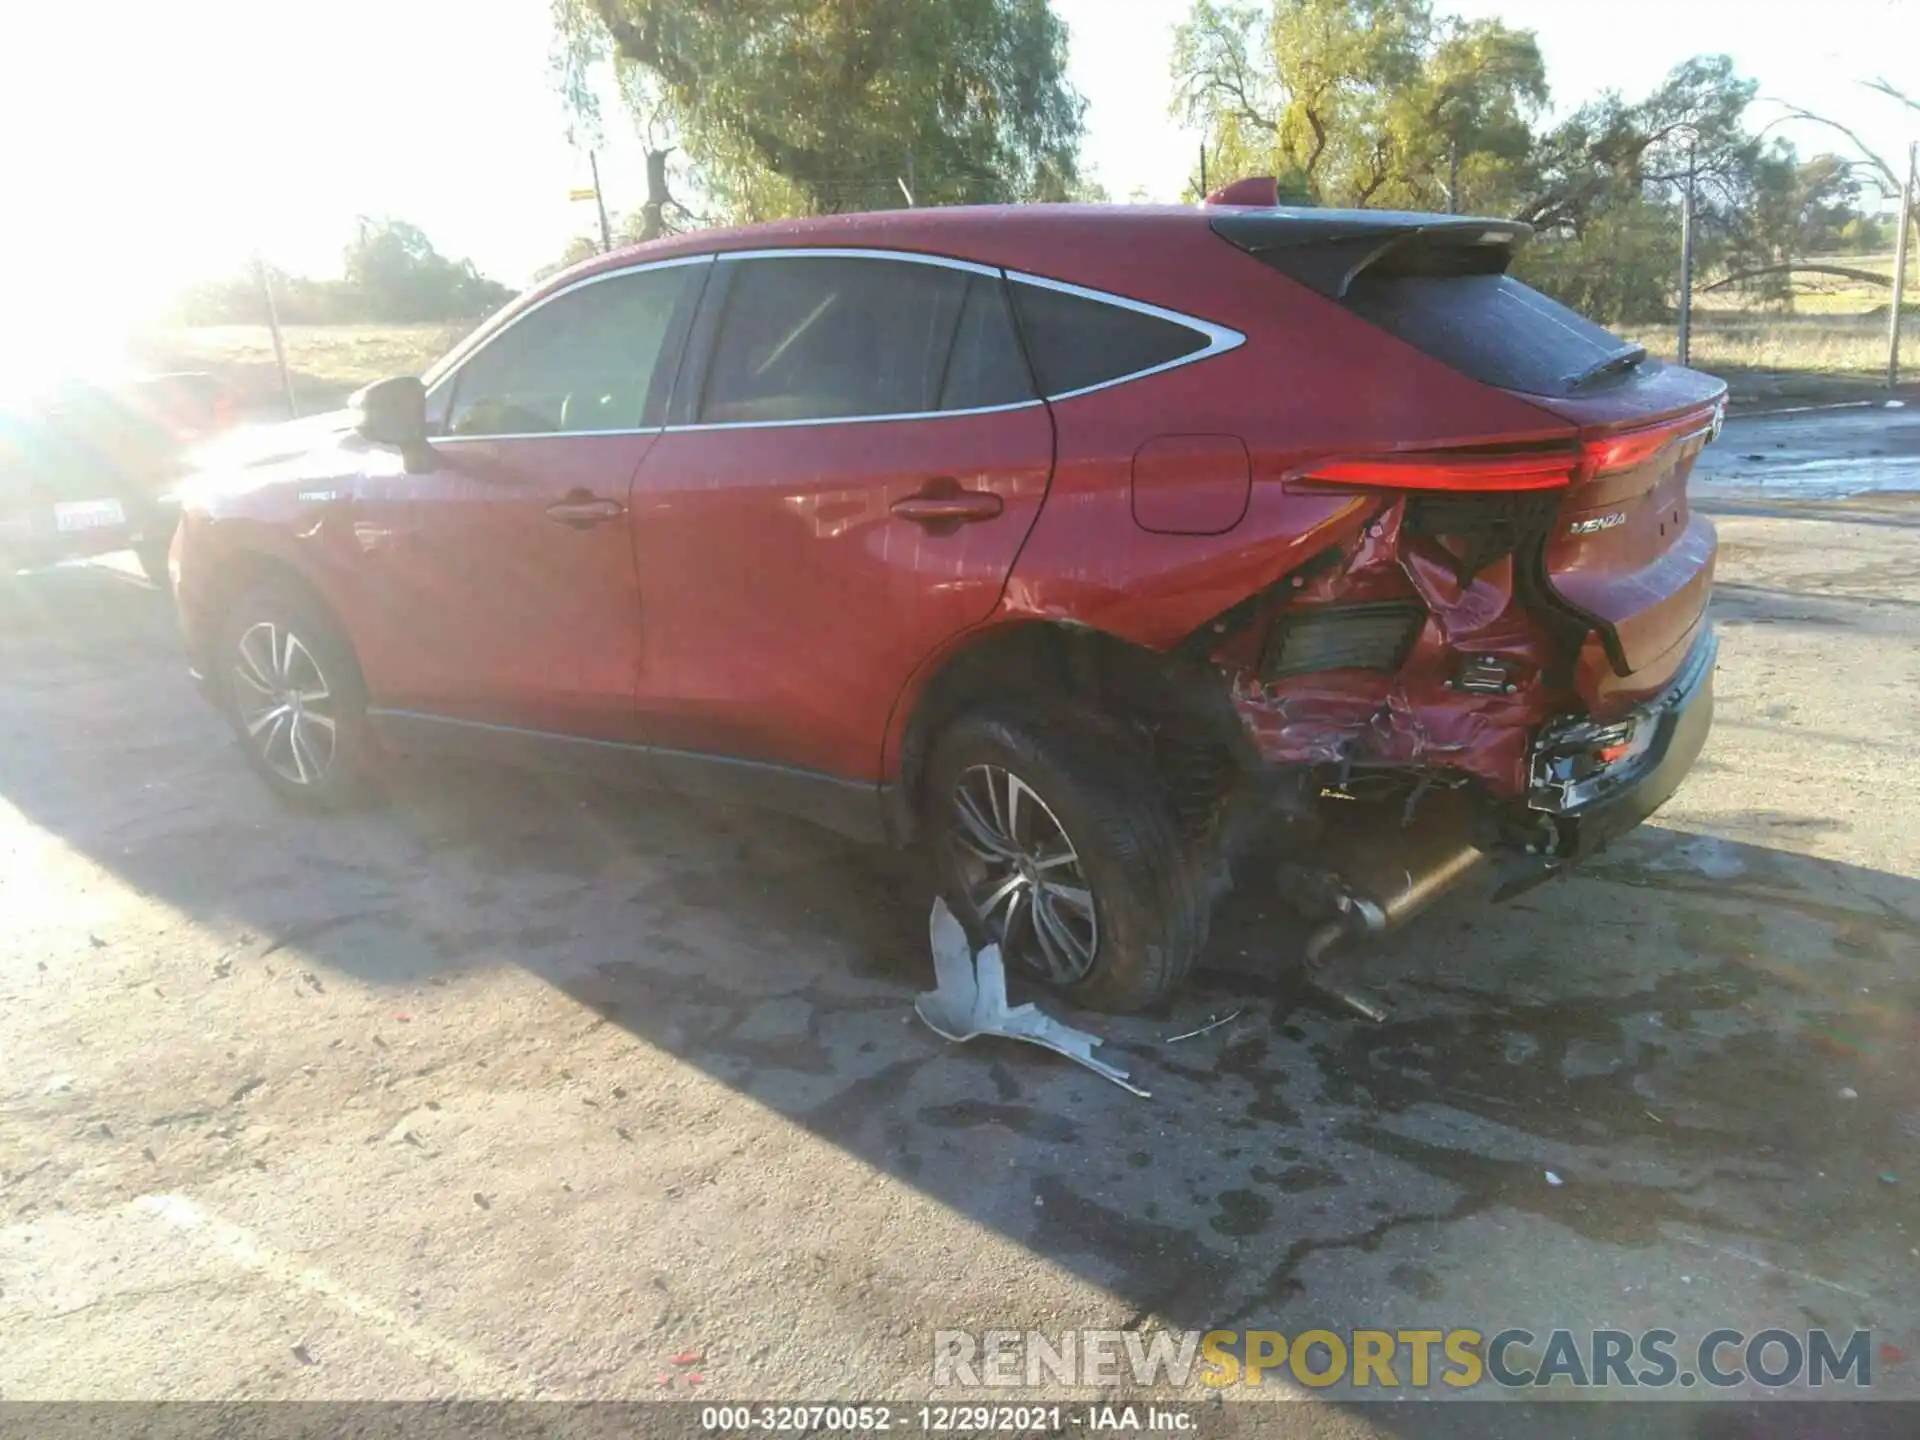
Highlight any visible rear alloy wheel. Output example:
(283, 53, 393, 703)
(220, 584, 375, 806)
(925, 705, 1207, 1013)
(949, 763, 1099, 986)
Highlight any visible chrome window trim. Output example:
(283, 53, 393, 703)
(1004, 269, 1246, 402)
(422, 254, 717, 438)
(714, 246, 1003, 278)
(676, 248, 1026, 431)
(422, 247, 1244, 441)
(431, 427, 663, 446)
(662, 398, 1045, 434)
(427, 396, 1046, 445)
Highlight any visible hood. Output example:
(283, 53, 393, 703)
(172, 409, 382, 510)
(183, 408, 358, 474)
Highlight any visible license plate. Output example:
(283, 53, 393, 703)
(53, 498, 127, 533)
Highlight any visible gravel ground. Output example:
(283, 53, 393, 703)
(4, 428, 1920, 1433)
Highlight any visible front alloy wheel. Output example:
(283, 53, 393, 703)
(948, 763, 1100, 985)
(232, 621, 338, 787)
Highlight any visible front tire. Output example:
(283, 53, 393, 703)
(923, 704, 1207, 1013)
(134, 540, 172, 590)
(218, 583, 375, 807)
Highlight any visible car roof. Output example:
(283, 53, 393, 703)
(564, 204, 1204, 275)
(530, 202, 1526, 308)
(418, 201, 1509, 391)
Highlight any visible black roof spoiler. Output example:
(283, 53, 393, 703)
(1210, 209, 1534, 300)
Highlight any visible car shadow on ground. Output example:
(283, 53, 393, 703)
(6, 564, 1920, 1423)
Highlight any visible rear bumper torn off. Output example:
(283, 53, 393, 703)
(1499, 626, 1716, 887)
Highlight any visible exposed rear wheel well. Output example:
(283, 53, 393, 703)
(893, 623, 1257, 849)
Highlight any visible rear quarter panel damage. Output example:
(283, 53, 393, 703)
(988, 224, 1584, 800)
(1212, 499, 1569, 798)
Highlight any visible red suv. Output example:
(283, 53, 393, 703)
(173, 203, 1721, 1011)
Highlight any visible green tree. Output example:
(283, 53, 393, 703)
(535, 235, 607, 282)
(178, 222, 514, 327)
(1513, 57, 1777, 320)
(1172, 0, 1545, 210)
(553, 0, 1087, 221)
(1171, 7, 1892, 325)
(1513, 56, 1757, 236)
(1512, 194, 1678, 324)
(343, 218, 515, 322)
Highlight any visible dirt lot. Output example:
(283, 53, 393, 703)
(5, 419, 1920, 1429)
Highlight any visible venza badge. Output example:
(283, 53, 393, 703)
(1569, 512, 1628, 535)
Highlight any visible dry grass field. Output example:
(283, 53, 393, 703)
(1628, 248, 1920, 381)
(133, 322, 471, 417)
(1633, 310, 1917, 373)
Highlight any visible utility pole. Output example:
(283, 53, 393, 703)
(1888, 140, 1916, 389)
(1678, 137, 1697, 368)
(588, 150, 613, 252)
(1199, 143, 1208, 198)
(255, 254, 297, 420)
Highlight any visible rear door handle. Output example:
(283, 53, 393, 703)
(890, 482, 1003, 526)
(545, 494, 625, 529)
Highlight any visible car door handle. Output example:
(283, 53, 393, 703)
(890, 484, 1003, 526)
(544, 494, 625, 529)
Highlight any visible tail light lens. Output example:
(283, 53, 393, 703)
(1304, 407, 1721, 494)
(1304, 450, 1579, 493)
(1584, 411, 1718, 477)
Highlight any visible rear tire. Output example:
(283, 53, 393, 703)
(922, 703, 1207, 1013)
(217, 583, 376, 807)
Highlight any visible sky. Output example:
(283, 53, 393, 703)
(1, 0, 1917, 335)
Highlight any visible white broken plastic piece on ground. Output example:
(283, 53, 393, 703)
(915, 898, 1149, 1098)
(1166, 1009, 1243, 1043)
(1545, 1170, 1565, 1187)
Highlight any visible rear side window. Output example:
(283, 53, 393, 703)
(1010, 281, 1210, 398)
(699, 256, 1031, 424)
(444, 263, 698, 437)
(941, 276, 1035, 412)
(1343, 273, 1634, 398)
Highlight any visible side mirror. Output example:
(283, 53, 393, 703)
(349, 376, 428, 447)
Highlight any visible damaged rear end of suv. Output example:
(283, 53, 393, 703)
(913, 202, 1722, 1012)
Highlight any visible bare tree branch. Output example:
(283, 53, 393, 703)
(1768, 101, 1900, 193)
(1866, 77, 1920, 116)
(1699, 261, 1893, 294)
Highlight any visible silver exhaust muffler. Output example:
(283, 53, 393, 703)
(1285, 791, 1491, 1021)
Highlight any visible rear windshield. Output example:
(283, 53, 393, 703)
(1342, 272, 1636, 398)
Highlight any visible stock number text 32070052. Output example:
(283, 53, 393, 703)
(701, 1406, 1079, 1433)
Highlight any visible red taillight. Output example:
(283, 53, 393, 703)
(1304, 407, 1722, 494)
(1582, 410, 1718, 477)
(1304, 450, 1578, 493)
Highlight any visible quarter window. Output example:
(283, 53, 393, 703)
(1009, 280, 1211, 398)
(698, 256, 1033, 424)
(941, 275, 1035, 412)
(442, 264, 698, 437)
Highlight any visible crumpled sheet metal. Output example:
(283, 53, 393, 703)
(1226, 522, 1562, 797)
(914, 899, 1150, 1098)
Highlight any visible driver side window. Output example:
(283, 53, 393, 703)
(442, 263, 700, 438)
